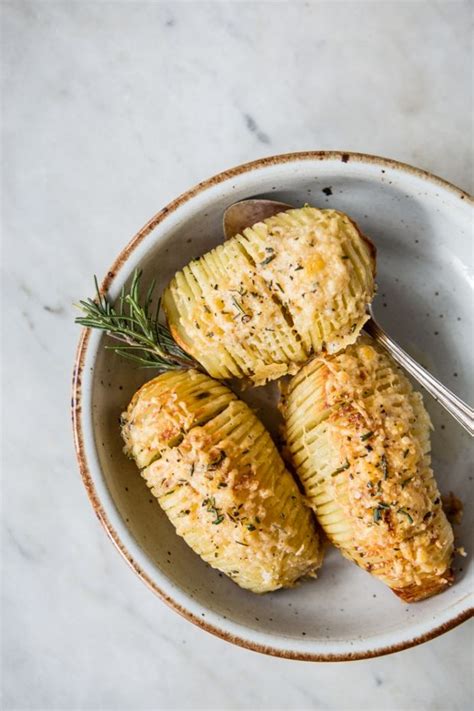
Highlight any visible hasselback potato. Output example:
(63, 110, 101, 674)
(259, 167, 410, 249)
(163, 207, 375, 384)
(282, 336, 454, 602)
(122, 369, 323, 593)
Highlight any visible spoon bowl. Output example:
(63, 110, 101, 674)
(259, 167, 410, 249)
(223, 198, 292, 240)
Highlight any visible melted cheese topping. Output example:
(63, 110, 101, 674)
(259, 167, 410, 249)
(237, 208, 373, 354)
(122, 370, 323, 593)
(163, 207, 375, 384)
(122, 370, 235, 469)
(283, 337, 454, 601)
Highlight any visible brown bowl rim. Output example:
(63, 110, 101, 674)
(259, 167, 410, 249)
(72, 150, 473, 662)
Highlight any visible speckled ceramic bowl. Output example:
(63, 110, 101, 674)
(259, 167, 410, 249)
(72, 152, 473, 660)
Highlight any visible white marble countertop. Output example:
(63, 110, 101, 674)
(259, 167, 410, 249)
(2, 1, 472, 709)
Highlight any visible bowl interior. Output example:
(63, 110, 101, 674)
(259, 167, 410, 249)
(84, 156, 472, 656)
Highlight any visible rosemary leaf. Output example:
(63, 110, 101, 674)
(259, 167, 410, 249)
(75, 269, 200, 372)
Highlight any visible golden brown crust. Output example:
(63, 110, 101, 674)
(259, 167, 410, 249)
(122, 370, 323, 593)
(393, 568, 454, 602)
(167, 323, 200, 364)
(283, 336, 454, 602)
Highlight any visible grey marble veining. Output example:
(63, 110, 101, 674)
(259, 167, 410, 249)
(1, 1, 472, 709)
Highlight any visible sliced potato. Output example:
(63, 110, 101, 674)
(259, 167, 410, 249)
(122, 370, 235, 469)
(162, 207, 375, 384)
(122, 369, 323, 593)
(282, 337, 454, 602)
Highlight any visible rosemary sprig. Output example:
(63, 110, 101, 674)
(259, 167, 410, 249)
(75, 269, 200, 371)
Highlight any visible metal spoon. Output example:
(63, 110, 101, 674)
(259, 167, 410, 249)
(223, 198, 474, 436)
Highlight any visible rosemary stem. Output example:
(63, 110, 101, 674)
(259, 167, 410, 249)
(75, 270, 201, 373)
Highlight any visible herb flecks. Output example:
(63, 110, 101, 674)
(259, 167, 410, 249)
(373, 502, 390, 523)
(380, 454, 389, 479)
(331, 460, 350, 476)
(75, 270, 199, 371)
(397, 508, 414, 524)
(260, 251, 276, 265)
(230, 296, 251, 323)
(231, 296, 245, 315)
(360, 431, 374, 442)
(202, 497, 224, 525)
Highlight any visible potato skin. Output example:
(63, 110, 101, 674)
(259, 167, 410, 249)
(163, 207, 375, 384)
(282, 337, 454, 602)
(122, 370, 323, 593)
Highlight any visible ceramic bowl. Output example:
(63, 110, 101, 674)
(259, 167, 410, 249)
(72, 151, 473, 660)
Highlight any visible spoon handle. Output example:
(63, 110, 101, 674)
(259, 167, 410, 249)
(364, 318, 474, 437)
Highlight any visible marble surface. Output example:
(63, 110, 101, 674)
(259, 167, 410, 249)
(2, 1, 472, 709)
